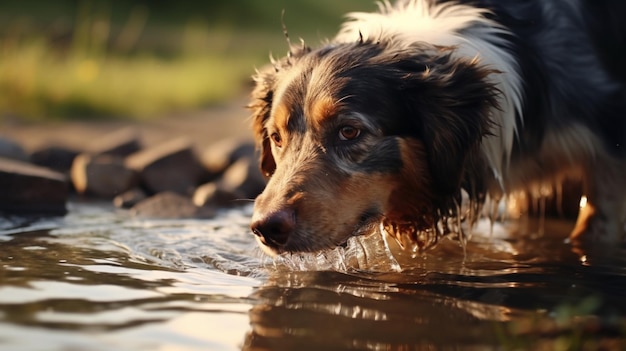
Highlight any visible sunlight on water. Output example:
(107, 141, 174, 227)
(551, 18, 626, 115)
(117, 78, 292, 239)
(1, 201, 625, 350)
(0, 280, 163, 304)
(0, 202, 265, 351)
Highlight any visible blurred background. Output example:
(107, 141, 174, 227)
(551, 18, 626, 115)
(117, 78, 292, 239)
(0, 0, 375, 121)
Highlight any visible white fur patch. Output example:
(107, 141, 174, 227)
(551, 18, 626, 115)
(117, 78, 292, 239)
(334, 0, 524, 188)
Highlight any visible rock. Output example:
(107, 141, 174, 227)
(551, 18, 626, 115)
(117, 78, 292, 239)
(0, 136, 29, 162)
(201, 139, 255, 176)
(192, 157, 264, 209)
(220, 157, 266, 200)
(125, 138, 207, 195)
(113, 188, 147, 209)
(130, 192, 214, 219)
(86, 127, 142, 156)
(30, 145, 80, 173)
(0, 157, 68, 215)
(71, 153, 138, 198)
(193, 182, 245, 208)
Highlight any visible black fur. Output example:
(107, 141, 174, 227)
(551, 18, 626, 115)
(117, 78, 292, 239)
(249, 0, 626, 254)
(447, 0, 626, 158)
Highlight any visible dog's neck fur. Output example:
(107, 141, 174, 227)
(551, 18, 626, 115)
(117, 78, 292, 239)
(334, 0, 524, 191)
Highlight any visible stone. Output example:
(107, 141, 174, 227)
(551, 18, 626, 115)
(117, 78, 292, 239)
(71, 153, 138, 198)
(125, 138, 207, 195)
(0, 136, 29, 162)
(130, 192, 214, 219)
(193, 182, 246, 208)
(0, 157, 68, 215)
(201, 139, 255, 176)
(86, 127, 142, 156)
(113, 188, 147, 209)
(30, 145, 80, 173)
(220, 157, 266, 200)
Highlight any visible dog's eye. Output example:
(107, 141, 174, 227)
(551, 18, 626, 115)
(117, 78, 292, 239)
(270, 132, 283, 147)
(338, 126, 361, 141)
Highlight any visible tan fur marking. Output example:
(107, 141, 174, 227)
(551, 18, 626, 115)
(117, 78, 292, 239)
(273, 103, 290, 131)
(309, 95, 339, 128)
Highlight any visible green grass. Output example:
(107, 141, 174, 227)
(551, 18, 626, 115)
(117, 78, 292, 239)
(0, 39, 259, 119)
(0, 1, 375, 120)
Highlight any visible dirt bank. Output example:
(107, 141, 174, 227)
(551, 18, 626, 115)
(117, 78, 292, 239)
(1, 95, 254, 152)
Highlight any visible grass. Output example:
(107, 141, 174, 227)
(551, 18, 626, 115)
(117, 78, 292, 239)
(0, 39, 258, 119)
(0, 0, 375, 120)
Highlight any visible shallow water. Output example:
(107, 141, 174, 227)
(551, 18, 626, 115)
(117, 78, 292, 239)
(1, 202, 625, 350)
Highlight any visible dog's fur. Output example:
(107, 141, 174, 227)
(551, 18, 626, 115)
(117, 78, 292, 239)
(249, 0, 626, 255)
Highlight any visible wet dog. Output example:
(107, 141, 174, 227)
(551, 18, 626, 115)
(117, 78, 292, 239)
(248, 0, 626, 255)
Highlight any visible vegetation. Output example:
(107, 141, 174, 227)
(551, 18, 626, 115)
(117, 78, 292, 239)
(0, 0, 374, 120)
(495, 295, 626, 350)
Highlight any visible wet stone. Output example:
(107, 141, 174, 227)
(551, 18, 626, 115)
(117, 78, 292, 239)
(130, 191, 214, 219)
(201, 139, 255, 177)
(71, 153, 138, 198)
(30, 145, 80, 173)
(113, 188, 147, 209)
(125, 138, 207, 195)
(220, 157, 266, 200)
(86, 127, 142, 157)
(0, 157, 68, 215)
(0, 136, 29, 162)
(193, 182, 245, 208)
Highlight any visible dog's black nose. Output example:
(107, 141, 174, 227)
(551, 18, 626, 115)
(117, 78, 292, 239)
(251, 209, 295, 247)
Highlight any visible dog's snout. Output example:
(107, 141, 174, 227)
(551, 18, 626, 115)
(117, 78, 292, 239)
(251, 209, 295, 247)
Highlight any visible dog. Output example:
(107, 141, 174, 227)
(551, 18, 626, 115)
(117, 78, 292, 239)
(248, 0, 626, 256)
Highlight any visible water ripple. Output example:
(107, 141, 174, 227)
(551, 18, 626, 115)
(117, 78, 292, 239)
(1, 201, 625, 350)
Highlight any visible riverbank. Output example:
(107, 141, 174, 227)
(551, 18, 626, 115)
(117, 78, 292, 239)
(2, 95, 254, 152)
(1, 94, 261, 218)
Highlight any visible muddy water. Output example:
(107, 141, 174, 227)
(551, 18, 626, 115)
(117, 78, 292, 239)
(0, 202, 625, 350)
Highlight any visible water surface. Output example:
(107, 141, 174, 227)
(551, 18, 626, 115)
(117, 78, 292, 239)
(1, 202, 625, 350)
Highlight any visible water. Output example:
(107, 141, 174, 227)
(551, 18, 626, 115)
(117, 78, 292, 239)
(1, 202, 625, 350)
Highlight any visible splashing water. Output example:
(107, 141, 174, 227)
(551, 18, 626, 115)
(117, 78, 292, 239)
(376, 190, 488, 258)
(266, 193, 492, 272)
(3, 198, 626, 351)
(270, 227, 401, 272)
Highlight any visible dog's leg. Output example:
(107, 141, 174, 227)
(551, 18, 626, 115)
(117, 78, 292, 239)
(571, 155, 626, 243)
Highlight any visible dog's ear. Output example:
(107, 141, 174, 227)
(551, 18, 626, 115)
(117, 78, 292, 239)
(249, 46, 312, 178)
(400, 52, 498, 198)
(249, 66, 277, 178)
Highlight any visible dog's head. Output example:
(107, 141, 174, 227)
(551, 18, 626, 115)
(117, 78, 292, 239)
(249, 40, 497, 255)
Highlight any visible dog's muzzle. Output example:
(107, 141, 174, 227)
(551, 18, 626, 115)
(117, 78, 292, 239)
(250, 208, 296, 251)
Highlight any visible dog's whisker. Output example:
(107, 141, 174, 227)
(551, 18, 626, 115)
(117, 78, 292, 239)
(336, 94, 356, 104)
(232, 198, 256, 203)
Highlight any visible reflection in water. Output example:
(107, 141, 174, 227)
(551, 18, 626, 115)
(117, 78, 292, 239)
(245, 271, 510, 350)
(0, 203, 261, 350)
(0, 202, 625, 350)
